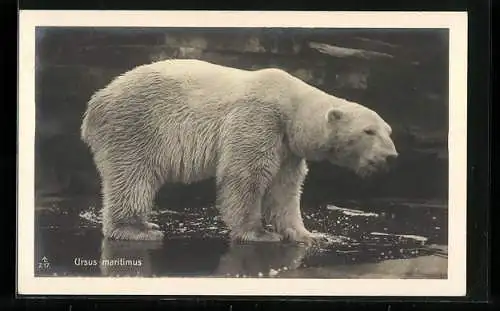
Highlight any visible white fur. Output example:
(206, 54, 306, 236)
(81, 59, 397, 243)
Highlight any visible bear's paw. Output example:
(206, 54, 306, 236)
(282, 228, 331, 246)
(232, 229, 282, 244)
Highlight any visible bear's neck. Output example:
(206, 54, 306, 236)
(279, 81, 334, 161)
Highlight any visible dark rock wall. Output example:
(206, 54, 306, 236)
(35, 27, 449, 203)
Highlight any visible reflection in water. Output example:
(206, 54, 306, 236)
(98, 235, 447, 279)
(99, 238, 314, 278)
(214, 242, 310, 278)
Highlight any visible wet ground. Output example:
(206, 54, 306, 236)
(34, 194, 448, 279)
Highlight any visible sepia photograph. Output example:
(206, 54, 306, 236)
(17, 11, 467, 296)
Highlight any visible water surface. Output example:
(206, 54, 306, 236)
(34, 195, 448, 279)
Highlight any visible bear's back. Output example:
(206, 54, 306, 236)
(147, 59, 248, 77)
(149, 59, 255, 107)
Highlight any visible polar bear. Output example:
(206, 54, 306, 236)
(81, 59, 398, 244)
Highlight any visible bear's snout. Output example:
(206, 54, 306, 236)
(385, 152, 399, 167)
(365, 151, 398, 173)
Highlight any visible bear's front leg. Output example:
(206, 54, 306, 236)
(263, 157, 328, 246)
(216, 110, 284, 243)
(216, 163, 283, 243)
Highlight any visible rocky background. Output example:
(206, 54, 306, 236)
(34, 27, 449, 207)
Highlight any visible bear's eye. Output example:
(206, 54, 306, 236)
(364, 129, 376, 136)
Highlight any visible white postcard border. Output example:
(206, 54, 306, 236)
(17, 10, 468, 296)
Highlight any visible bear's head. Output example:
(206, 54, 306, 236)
(289, 96, 398, 178)
(321, 101, 399, 178)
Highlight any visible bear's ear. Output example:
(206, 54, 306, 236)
(326, 108, 343, 123)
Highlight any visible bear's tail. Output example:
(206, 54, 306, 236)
(80, 95, 99, 147)
(80, 108, 91, 145)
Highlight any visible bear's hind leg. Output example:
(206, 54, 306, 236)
(101, 168, 163, 241)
